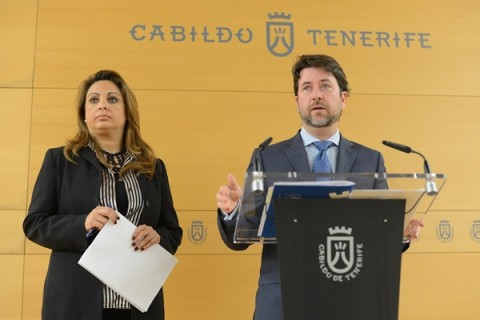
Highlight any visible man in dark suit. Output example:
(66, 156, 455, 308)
(216, 54, 423, 320)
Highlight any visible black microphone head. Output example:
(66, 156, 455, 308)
(253, 137, 272, 172)
(259, 137, 273, 150)
(382, 140, 412, 153)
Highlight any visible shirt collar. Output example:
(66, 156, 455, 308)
(300, 127, 340, 147)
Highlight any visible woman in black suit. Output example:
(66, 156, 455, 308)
(23, 70, 182, 320)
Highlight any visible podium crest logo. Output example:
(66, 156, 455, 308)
(436, 220, 453, 242)
(318, 226, 363, 282)
(188, 220, 207, 245)
(266, 12, 294, 57)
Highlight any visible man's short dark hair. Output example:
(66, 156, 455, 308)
(292, 54, 351, 96)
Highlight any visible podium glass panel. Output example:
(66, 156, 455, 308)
(233, 172, 446, 244)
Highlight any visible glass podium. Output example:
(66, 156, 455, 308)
(233, 172, 446, 244)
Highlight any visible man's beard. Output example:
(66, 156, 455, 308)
(300, 107, 342, 128)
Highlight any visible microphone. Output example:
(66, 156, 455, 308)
(252, 137, 273, 194)
(382, 140, 412, 154)
(382, 140, 437, 195)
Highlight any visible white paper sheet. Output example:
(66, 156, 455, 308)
(78, 215, 178, 312)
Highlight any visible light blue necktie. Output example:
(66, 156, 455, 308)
(312, 141, 333, 174)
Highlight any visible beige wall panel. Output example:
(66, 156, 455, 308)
(10, 0, 480, 319)
(342, 94, 480, 211)
(0, 255, 23, 320)
(24, 239, 50, 255)
(27, 89, 299, 211)
(177, 210, 262, 255)
(33, 1, 479, 96)
(0, 210, 26, 254)
(0, 0, 37, 87)
(18, 216, 251, 255)
(0, 89, 31, 210)
(164, 254, 260, 320)
(22, 255, 49, 320)
(25, 88, 76, 255)
(138, 90, 298, 211)
(406, 211, 480, 253)
(27, 89, 76, 200)
(399, 252, 480, 319)
(28, 89, 478, 213)
(21, 253, 259, 319)
(29, 89, 76, 155)
(19, 252, 480, 319)
(142, 92, 479, 211)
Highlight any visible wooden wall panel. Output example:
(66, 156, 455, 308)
(25, 238, 50, 255)
(20, 252, 480, 319)
(0, 255, 24, 319)
(27, 88, 299, 212)
(26, 88, 77, 204)
(177, 211, 262, 255)
(0, 0, 37, 87)
(342, 94, 480, 211)
(21, 253, 260, 320)
(8, 0, 480, 319)
(0, 210, 26, 254)
(24, 253, 480, 319)
(28, 89, 480, 212)
(32, 1, 479, 97)
(112, 91, 480, 214)
(164, 254, 260, 320)
(0, 89, 31, 210)
(25, 209, 266, 256)
(28, 88, 480, 242)
(22, 255, 49, 320)
(399, 253, 480, 319)
(137, 90, 299, 211)
(341, 95, 480, 210)
(407, 211, 480, 253)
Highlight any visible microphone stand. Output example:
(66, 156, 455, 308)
(410, 149, 438, 196)
(382, 140, 438, 196)
(252, 137, 272, 195)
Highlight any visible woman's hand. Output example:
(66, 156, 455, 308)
(131, 224, 161, 251)
(85, 206, 119, 231)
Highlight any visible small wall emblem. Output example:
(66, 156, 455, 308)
(436, 220, 453, 242)
(188, 220, 207, 244)
(470, 220, 480, 243)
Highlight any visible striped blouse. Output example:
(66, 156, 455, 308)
(92, 144, 145, 309)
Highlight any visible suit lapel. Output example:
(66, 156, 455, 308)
(284, 132, 311, 172)
(336, 135, 356, 173)
(79, 146, 103, 170)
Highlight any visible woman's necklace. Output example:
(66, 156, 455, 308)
(101, 149, 126, 180)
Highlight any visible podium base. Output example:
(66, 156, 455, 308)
(275, 198, 405, 320)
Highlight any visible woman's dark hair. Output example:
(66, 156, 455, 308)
(64, 70, 157, 178)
